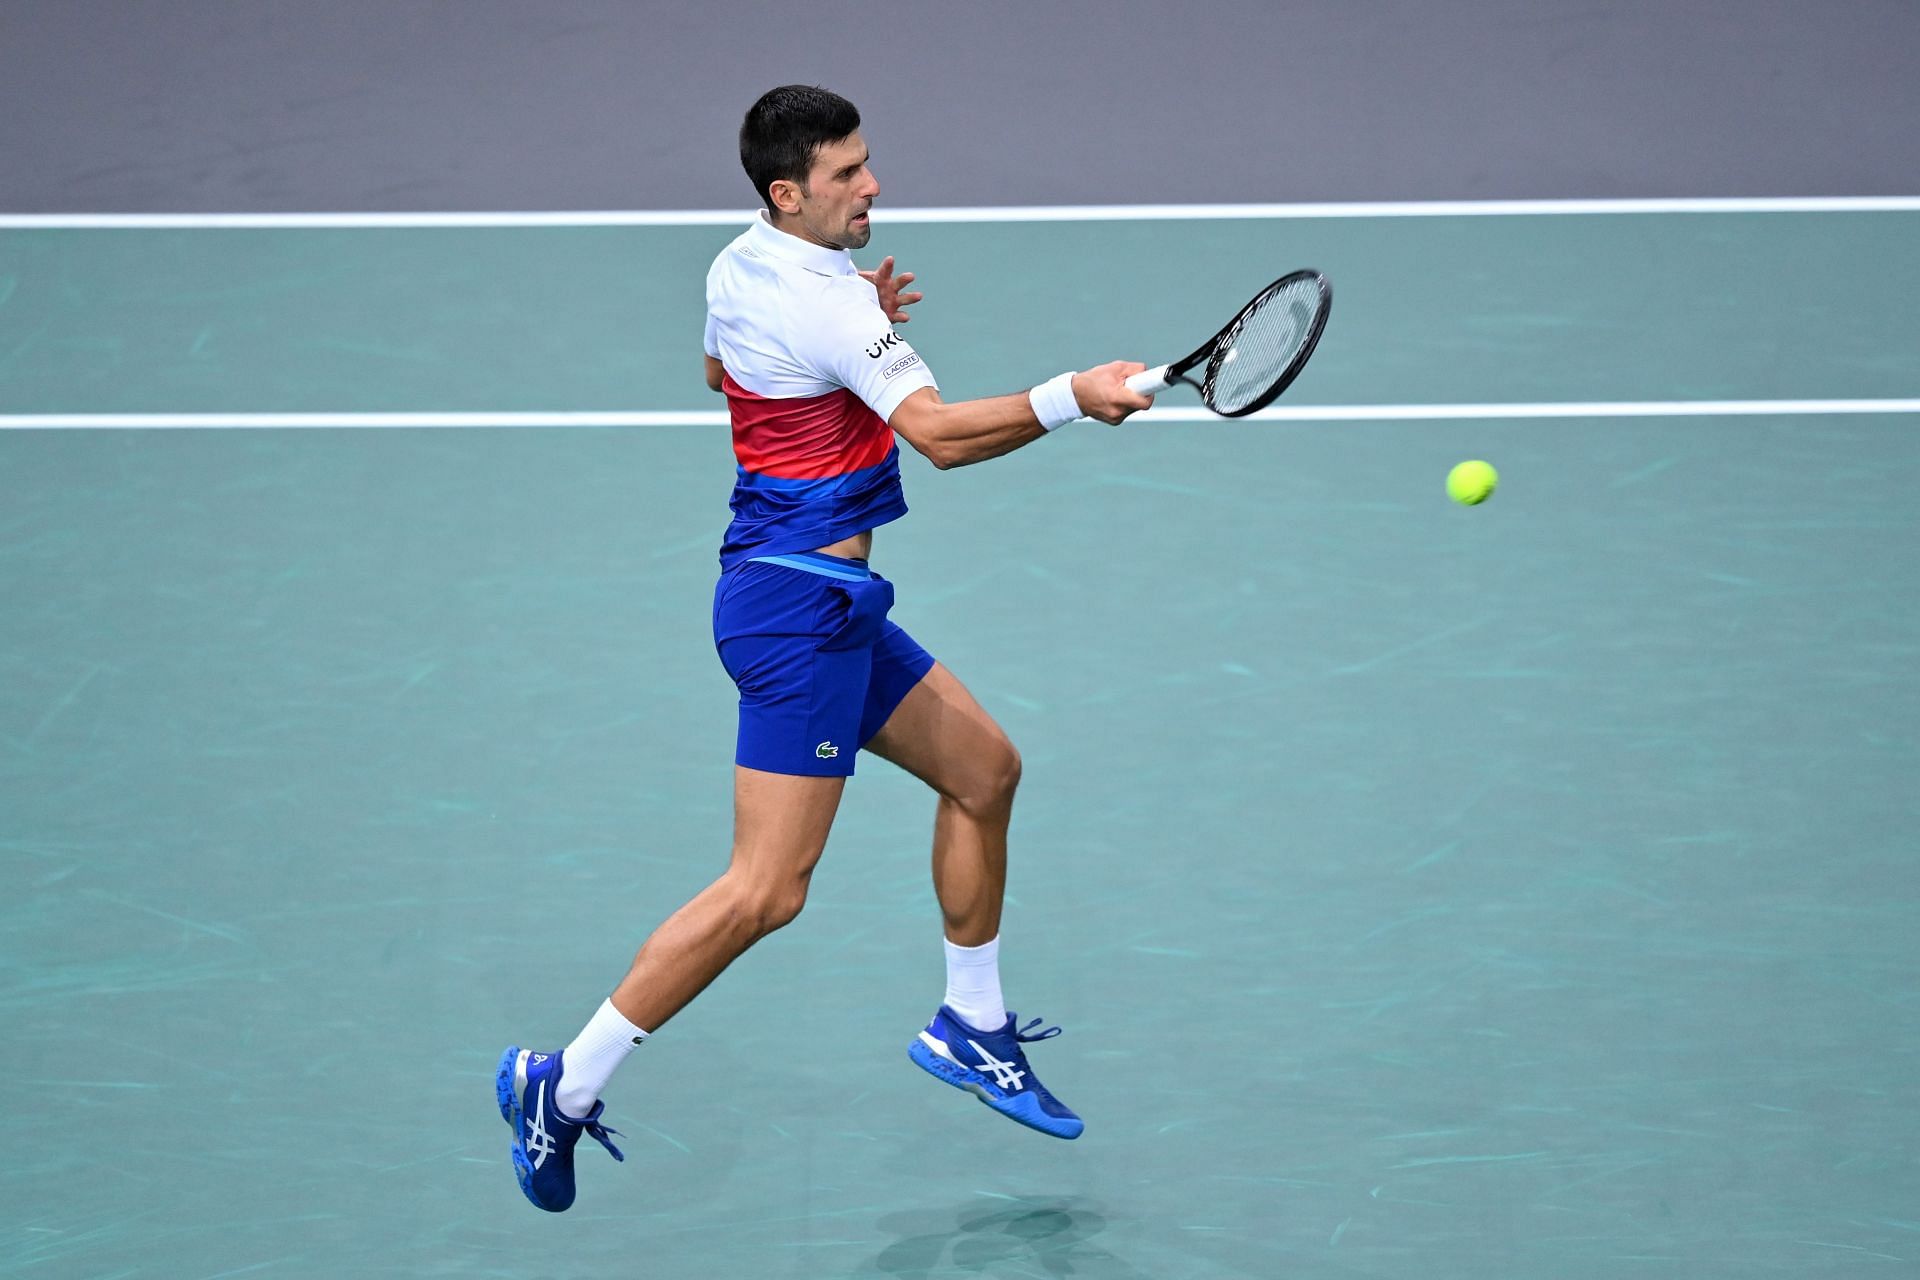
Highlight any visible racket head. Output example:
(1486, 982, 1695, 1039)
(1197, 270, 1332, 417)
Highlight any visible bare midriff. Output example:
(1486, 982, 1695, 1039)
(812, 530, 873, 561)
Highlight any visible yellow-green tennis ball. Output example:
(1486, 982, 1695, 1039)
(1447, 460, 1498, 505)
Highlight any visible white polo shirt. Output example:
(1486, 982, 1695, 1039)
(705, 211, 939, 427)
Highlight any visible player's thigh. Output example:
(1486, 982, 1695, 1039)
(728, 765, 845, 888)
(863, 662, 1021, 808)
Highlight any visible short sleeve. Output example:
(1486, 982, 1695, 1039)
(802, 278, 940, 422)
(703, 309, 720, 359)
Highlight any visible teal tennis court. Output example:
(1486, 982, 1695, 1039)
(3, 206, 1917, 1276)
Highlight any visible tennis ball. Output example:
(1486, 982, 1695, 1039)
(1447, 460, 1498, 505)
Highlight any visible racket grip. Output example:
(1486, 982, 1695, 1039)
(1125, 364, 1173, 396)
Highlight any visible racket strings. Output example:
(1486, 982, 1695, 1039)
(1204, 277, 1325, 415)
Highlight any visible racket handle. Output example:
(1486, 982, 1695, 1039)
(1126, 364, 1174, 396)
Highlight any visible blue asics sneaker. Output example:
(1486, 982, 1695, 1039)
(495, 1046, 624, 1212)
(908, 1006, 1083, 1139)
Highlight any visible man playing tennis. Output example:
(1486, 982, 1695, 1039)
(497, 84, 1152, 1212)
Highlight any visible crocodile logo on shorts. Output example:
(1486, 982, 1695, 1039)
(815, 742, 840, 759)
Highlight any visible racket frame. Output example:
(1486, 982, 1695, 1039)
(1126, 269, 1332, 417)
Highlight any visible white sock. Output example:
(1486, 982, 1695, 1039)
(943, 935, 1007, 1032)
(555, 998, 648, 1119)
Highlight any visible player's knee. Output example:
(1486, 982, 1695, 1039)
(717, 871, 811, 940)
(996, 742, 1023, 804)
(764, 883, 809, 932)
(747, 879, 810, 936)
(950, 739, 1021, 818)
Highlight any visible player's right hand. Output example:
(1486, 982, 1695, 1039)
(1072, 361, 1154, 424)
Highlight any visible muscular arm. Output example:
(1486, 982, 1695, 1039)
(704, 355, 725, 393)
(888, 363, 1153, 470)
(887, 388, 1048, 470)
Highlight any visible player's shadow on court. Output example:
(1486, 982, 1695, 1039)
(867, 1196, 1149, 1278)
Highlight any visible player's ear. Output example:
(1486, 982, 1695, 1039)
(768, 177, 803, 216)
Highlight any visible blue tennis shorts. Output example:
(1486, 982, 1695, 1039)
(712, 551, 937, 777)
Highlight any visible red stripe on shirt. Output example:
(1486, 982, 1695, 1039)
(723, 372, 897, 479)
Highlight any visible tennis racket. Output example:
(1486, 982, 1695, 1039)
(1125, 270, 1332, 416)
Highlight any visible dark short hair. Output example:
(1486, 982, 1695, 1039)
(739, 85, 861, 212)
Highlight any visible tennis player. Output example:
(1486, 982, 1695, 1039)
(497, 84, 1152, 1211)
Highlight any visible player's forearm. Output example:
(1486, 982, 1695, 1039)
(892, 391, 1050, 470)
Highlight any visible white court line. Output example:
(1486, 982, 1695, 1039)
(5, 401, 1917, 430)
(3, 197, 1920, 229)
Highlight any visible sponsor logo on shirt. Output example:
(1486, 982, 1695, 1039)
(864, 332, 904, 359)
(882, 353, 923, 381)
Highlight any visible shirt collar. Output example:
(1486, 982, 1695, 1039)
(745, 210, 857, 276)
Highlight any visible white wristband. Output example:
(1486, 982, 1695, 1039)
(1028, 371, 1083, 431)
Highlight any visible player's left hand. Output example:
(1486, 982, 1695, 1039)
(859, 256, 924, 323)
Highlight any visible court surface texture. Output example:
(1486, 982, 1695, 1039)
(2, 203, 1917, 1277)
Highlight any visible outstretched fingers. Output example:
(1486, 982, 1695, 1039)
(890, 286, 924, 323)
(862, 257, 925, 323)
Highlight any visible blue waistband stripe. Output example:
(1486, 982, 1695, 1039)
(746, 552, 873, 581)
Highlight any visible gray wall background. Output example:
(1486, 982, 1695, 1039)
(4, 1, 1917, 212)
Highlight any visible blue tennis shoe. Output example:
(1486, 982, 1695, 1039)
(908, 1006, 1083, 1139)
(495, 1046, 624, 1212)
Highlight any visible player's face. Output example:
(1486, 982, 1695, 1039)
(794, 132, 879, 250)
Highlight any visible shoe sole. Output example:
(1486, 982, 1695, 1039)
(908, 1038, 1083, 1140)
(495, 1046, 546, 1209)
